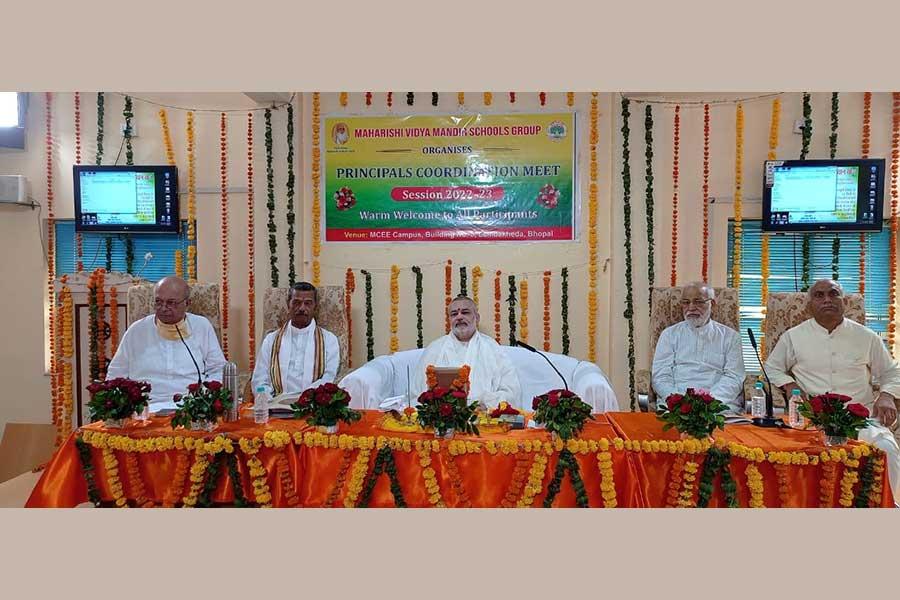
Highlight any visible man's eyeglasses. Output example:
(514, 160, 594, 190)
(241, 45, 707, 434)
(154, 298, 188, 310)
(679, 298, 711, 307)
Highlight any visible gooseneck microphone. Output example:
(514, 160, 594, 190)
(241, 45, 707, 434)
(174, 321, 203, 386)
(747, 328, 786, 428)
(514, 339, 569, 391)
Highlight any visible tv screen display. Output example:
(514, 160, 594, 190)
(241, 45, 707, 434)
(74, 165, 179, 233)
(762, 159, 884, 233)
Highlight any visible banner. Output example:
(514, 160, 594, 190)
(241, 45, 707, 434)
(323, 112, 576, 242)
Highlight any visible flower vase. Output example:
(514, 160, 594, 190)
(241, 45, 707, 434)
(823, 434, 847, 447)
(317, 424, 339, 434)
(190, 419, 216, 432)
(104, 418, 125, 429)
(434, 428, 455, 439)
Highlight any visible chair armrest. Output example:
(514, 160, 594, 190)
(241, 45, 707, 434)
(572, 362, 621, 413)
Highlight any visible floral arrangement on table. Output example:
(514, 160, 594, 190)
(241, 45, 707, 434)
(797, 393, 870, 443)
(531, 389, 593, 441)
(659, 388, 726, 440)
(291, 382, 361, 433)
(171, 381, 234, 431)
(475, 401, 521, 428)
(87, 378, 151, 427)
(417, 364, 479, 437)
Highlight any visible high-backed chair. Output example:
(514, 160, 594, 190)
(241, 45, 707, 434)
(636, 286, 748, 411)
(127, 281, 221, 342)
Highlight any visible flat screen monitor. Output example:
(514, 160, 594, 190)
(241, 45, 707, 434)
(74, 165, 179, 233)
(762, 159, 884, 233)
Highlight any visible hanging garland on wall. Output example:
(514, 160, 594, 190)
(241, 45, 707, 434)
(365, 92, 372, 106)
(411, 266, 423, 349)
(387, 92, 393, 108)
(519, 277, 529, 343)
(567, 92, 575, 107)
(109, 286, 119, 359)
(339, 92, 348, 107)
(87, 270, 100, 382)
(125, 238, 134, 274)
(507, 275, 517, 345)
(247, 112, 257, 368)
(800, 93, 813, 290)
(457, 92, 465, 106)
(96, 269, 107, 380)
(494, 270, 502, 343)
(74, 93, 83, 272)
(561, 267, 570, 355)
(219, 112, 230, 360)
(543, 271, 551, 352)
(644, 105, 655, 312)
(345, 268, 356, 364)
(458, 265, 467, 297)
(123, 95, 134, 165)
(406, 92, 414, 106)
(587, 92, 599, 363)
(158, 108, 177, 275)
(105, 237, 113, 272)
(361, 269, 374, 361)
(860, 92, 872, 295)
(830, 93, 841, 280)
(311, 93, 322, 286)
(264, 108, 278, 288)
(286, 102, 297, 286)
(390, 265, 400, 353)
(483, 92, 492, 107)
(186, 111, 197, 282)
(622, 97, 636, 411)
(760, 97, 781, 359)
(539, 92, 547, 107)
(59, 281, 74, 445)
(174, 249, 184, 278)
(471, 265, 483, 307)
(701, 104, 711, 282)
(732, 103, 745, 288)
(888, 93, 899, 353)
(432, 92, 439, 107)
(444, 259, 452, 334)
(509, 92, 516, 104)
(669, 105, 680, 286)
(45, 93, 58, 428)
(95, 92, 105, 165)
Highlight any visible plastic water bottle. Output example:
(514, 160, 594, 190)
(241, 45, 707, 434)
(788, 388, 803, 428)
(254, 385, 270, 425)
(751, 382, 765, 418)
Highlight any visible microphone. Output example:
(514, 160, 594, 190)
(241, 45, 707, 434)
(174, 321, 203, 386)
(746, 328, 786, 428)
(514, 339, 569, 391)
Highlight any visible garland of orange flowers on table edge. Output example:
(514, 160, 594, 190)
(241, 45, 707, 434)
(275, 448, 300, 506)
(587, 92, 599, 363)
(597, 448, 617, 507)
(417, 442, 446, 507)
(239, 437, 272, 507)
(666, 454, 686, 507)
(247, 112, 257, 367)
(501, 450, 532, 508)
(323, 448, 355, 507)
(745, 463, 765, 508)
(312, 92, 322, 285)
(676, 459, 699, 507)
(859, 92, 872, 294)
(732, 103, 745, 288)
(124, 451, 154, 507)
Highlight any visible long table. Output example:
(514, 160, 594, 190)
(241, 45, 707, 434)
(26, 411, 894, 508)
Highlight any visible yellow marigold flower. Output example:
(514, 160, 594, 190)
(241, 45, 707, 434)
(532, 440, 542, 452)
(599, 438, 610, 451)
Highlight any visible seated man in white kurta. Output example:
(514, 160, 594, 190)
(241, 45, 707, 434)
(106, 276, 227, 412)
(651, 282, 746, 413)
(410, 295, 521, 410)
(766, 279, 900, 501)
(251, 282, 339, 396)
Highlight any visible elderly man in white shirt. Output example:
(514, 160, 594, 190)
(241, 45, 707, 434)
(766, 278, 900, 502)
(651, 282, 746, 413)
(251, 282, 340, 397)
(410, 295, 521, 410)
(106, 276, 227, 411)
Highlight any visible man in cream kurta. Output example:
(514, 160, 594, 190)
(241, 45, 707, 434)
(251, 282, 339, 396)
(411, 295, 520, 410)
(106, 276, 227, 411)
(766, 279, 900, 502)
(652, 282, 746, 413)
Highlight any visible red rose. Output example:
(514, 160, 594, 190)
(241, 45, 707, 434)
(206, 381, 223, 392)
(532, 396, 541, 410)
(439, 403, 453, 417)
(188, 383, 201, 394)
(105, 401, 113, 409)
(419, 391, 434, 404)
(315, 392, 330, 406)
(173, 394, 182, 402)
(213, 399, 223, 414)
(809, 397, 824, 413)
(560, 390, 576, 398)
(666, 394, 683, 410)
(451, 390, 467, 400)
(680, 403, 692, 414)
(432, 386, 449, 398)
(847, 403, 869, 419)
(322, 383, 339, 394)
(87, 383, 101, 394)
(548, 395, 560, 407)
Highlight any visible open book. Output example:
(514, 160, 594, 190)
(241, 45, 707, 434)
(268, 392, 301, 417)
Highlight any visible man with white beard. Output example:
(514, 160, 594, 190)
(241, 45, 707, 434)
(651, 282, 746, 413)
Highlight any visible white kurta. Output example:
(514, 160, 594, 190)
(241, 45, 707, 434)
(651, 319, 746, 413)
(410, 331, 521, 410)
(106, 314, 227, 410)
(251, 319, 339, 395)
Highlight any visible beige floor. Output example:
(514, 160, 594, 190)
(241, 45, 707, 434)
(0, 471, 41, 508)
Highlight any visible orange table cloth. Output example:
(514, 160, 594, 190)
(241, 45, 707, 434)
(26, 411, 893, 508)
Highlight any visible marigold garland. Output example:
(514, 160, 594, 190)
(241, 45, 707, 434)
(457, 92, 464, 106)
(239, 437, 272, 507)
(312, 93, 322, 285)
(95, 91, 104, 165)
(358, 446, 407, 507)
(59, 283, 74, 443)
(518, 278, 529, 343)
(458, 265, 468, 297)
(560, 267, 570, 355)
(596, 450, 617, 507)
(406, 92, 414, 106)
(471, 265, 483, 308)
(666, 454, 686, 507)
(483, 92, 492, 106)
(361, 270, 374, 361)
(412, 266, 424, 348)
(264, 108, 278, 287)
(226, 452, 249, 507)
(500, 451, 532, 508)
(387, 92, 393, 108)
(109, 286, 119, 358)
(182, 449, 209, 508)
(323, 448, 355, 507)
(45, 93, 58, 430)
(732, 103, 745, 288)
(174, 249, 183, 278)
(889, 93, 899, 353)
(96, 269, 107, 379)
(543, 448, 589, 508)
(444, 259, 453, 334)
(868, 451, 885, 507)
(102, 448, 127, 507)
(860, 92, 872, 294)
(432, 92, 439, 107)
(587, 92, 599, 362)
(774, 463, 790, 507)
(838, 458, 860, 508)
(275, 449, 300, 506)
(542, 271, 551, 351)
(743, 462, 764, 508)
(676, 460, 699, 507)
(390, 265, 400, 353)
(286, 102, 297, 286)
(622, 97, 636, 410)
(75, 437, 102, 506)
(344, 447, 373, 507)
(87, 271, 100, 383)
(163, 450, 190, 507)
(74, 94, 83, 272)
(701, 103, 711, 281)
(760, 97, 780, 357)
(158, 109, 175, 165)
(339, 92, 348, 107)
(365, 92, 372, 106)
(670, 105, 680, 286)
(539, 92, 547, 106)
(346, 269, 356, 365)
(443, 450, 472, 507)
(567, 92, 575, 107)
(123, 95, 134, 165)
(493, 270, 502, 343)
(247, 112, 257, 367)
(517, 450, 549, 507)
(417, 444, 445, 507)
(507, 275, 517, 345)
(186, 111, 197, 282)
(219, 112, 230, 359)
(124, 452, 153, 507)
(508, 92, 516, 104)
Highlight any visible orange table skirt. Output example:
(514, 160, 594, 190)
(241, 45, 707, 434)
(26, 411, 894, 508)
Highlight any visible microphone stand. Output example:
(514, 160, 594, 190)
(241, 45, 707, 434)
(514, 340, 569, 391)
(747, 328, 787, 428)
(174, 321, 203, 387)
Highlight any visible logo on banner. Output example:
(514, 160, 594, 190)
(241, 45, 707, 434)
(332, 122, 350, 145)
(547, 121, 567, 141)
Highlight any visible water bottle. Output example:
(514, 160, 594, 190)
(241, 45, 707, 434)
(788, 388, 803, 428)
(751, 382, 765, 418)
(254, 385, 271, 425)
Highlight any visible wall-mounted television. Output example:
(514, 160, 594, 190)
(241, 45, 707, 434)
(74, 165, 179, 234)
(762, 159, 884, 233)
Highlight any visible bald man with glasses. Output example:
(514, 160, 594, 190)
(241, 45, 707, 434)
(651, 282, 746, 413)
